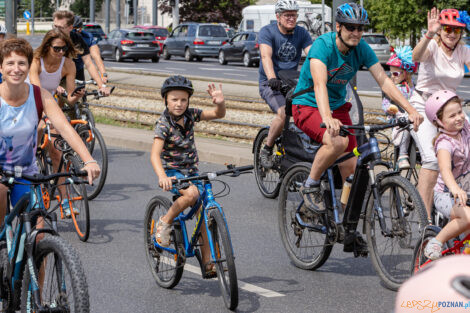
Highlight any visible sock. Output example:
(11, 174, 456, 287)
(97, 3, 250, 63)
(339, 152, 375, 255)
(263, 144, 273, 152)
(304, 177, 320, 187)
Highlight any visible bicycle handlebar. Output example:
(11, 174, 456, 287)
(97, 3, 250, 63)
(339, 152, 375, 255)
(171, 165, 254, 184)
(0, 169, 88, 185)
(320, 117, 412, 137)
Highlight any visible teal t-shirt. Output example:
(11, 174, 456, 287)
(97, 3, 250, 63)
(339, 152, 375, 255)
(293, 32, 378, 110)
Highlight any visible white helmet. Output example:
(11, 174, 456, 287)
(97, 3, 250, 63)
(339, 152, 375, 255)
(0, 25, 7, 35)
(275, 0, 299, 14)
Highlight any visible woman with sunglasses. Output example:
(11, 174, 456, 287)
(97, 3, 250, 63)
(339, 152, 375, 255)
(410, 8, 470, 222)
(28, 28, 85, 103)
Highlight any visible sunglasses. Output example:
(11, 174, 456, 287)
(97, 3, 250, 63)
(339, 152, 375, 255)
(343, 24, 364, 32)
(391, 71, 403, 77)
(281, 13, 298, 20)
(52, 45, 68, 52)
(442, 26, 462, 34)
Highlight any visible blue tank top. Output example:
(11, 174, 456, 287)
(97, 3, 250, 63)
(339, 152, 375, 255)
(0, 83, 39, 175)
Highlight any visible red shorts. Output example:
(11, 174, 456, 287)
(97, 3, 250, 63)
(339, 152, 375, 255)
(292, 102, 357, 153)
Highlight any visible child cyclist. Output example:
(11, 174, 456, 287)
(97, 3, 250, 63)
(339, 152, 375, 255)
(150, 75, 226, 276)
(381, 46, 418, 169)
(424, 90, 470, 260)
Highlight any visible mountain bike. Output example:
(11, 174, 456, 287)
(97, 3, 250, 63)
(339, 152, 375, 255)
(0, 169, 89, 312)
(144, 165, 253, 311)
(278, 117, 427, 291)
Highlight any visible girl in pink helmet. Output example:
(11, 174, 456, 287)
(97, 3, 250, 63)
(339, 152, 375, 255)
(382, 46, 418, 169)
(410, 8, 470, 221)
(423, 90, 470, 260)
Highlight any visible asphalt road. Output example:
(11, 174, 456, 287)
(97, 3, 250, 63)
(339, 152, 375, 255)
(55, 146, 397, 313)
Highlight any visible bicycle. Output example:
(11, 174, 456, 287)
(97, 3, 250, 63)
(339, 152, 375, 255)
(278, 117, 427, 291)
(0, 169, 89, 312)
(144, 165, 253, 311)
(296, 12, 333, 39)
(36, 118, 91, 242)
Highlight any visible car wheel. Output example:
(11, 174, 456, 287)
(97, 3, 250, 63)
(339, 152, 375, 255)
(243, 52, 252, 67)
(152, 56, 160, 63)
(185, 48, 194, 62)
(196, 56, 203, 61)
(133, 58, 139, 62)
(115, 49, 122, 62)
(163, 46, 171, 60)
(218, 51, 227, 65)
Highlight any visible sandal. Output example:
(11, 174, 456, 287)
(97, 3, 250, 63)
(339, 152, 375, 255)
(204, 263, 217, 279)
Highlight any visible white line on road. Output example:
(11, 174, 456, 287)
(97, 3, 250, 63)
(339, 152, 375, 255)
(165, 67, 186, 71)
(224, 73, 247, 77)
(198, 67, 227, 71)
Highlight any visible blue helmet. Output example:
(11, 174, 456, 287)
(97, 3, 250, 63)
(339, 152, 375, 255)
(336, 3, 369, 25)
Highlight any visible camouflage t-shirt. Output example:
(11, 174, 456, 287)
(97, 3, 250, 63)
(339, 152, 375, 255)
(154, 108, 203, 175)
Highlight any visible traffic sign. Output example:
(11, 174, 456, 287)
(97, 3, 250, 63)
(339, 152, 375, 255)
(23, 10, 31, 20)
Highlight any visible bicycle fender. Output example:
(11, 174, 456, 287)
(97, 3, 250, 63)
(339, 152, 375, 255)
(252, 127, 269, 153)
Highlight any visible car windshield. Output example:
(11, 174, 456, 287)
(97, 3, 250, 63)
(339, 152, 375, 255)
(151, 29, 169, 37)
(126, 32, 154, 40)
(363, 35, 389, 45)
(198, 25, 226, 37)
(83, 25, 104, 35)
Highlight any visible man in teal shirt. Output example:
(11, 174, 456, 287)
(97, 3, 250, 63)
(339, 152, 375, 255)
(292, 3, 423, 253)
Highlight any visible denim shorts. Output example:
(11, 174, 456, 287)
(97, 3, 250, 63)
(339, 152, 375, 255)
(165, 169, 204, 196)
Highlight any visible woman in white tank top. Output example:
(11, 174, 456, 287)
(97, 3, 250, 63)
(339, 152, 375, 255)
(29, 28, 85, 103)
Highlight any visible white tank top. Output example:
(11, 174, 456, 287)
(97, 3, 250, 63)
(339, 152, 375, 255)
(39, 57, 65, 95)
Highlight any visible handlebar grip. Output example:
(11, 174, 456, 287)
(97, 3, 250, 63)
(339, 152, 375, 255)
(320, 123, 326, 128)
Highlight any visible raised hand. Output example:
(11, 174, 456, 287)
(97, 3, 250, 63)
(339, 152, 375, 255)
(427, 7, 441, 34)
(207, 83, 224, 105)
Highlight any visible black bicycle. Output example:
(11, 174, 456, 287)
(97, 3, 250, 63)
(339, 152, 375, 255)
(278, 117, 427, 291)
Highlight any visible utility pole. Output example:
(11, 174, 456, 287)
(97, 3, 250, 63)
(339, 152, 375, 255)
(172, 0, 179, 28)
(116, 0, 121, 29)
(133, 0, 137, 26)
(32, 0, 35, 35)
(105, 0, 110, 33)
(90, 0, 95, 23)
(152, 0, 158, 26)
(6, 0, 16, 35)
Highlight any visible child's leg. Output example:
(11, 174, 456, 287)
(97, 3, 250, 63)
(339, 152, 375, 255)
(199, 209, 213, 274)
(398, 130, 411, 156)
(436, 204, 470, 244)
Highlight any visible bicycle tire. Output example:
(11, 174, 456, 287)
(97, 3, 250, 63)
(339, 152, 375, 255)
(296, 21, 310, 33)
(85, 128, 108, 200)
(144, 195, 185, 289)
(278, 162, 332, 270)
(66, 155, 90, 242)
(20, 235, 89, 313)
(208, 209, 238, 310)
(411, 228, 439, 275)
(365, 174, 427, 291)
(0, 241, 15, 313)
(253, 128, 282, 198)
(82, 107, 95, 128)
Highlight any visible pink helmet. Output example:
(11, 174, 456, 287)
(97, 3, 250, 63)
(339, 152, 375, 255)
(424, 90, 459, 126)
(386, 46, 418, 73)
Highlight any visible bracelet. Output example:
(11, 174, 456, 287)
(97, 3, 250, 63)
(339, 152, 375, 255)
(84, 160, 97, 165)
(424, 33, 434, 40)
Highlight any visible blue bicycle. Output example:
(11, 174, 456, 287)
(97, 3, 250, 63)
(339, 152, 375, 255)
(144, 165, 253, 311)
(0, 169, 89, 312)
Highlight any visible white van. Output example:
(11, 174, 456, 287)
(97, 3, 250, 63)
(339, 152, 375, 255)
(239, 2, 332, 33)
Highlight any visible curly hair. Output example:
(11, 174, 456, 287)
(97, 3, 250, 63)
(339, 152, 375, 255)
(0, 37, 33, 66)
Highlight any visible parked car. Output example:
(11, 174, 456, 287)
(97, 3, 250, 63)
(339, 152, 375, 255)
(98, 29, 160, 62)
(464, 37, 469, 76)
(362, 33, 392, 66)
(133, 25, 169, 52)
(218, 31, 259, 67)
(82, 23, 106, 42)
(162, 23, 228, 61)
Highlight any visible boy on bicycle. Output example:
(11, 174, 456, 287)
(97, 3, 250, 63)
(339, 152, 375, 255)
(150, 75, 226, 276)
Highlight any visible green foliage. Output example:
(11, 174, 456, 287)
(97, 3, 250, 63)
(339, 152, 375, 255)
(19, 0, 55, 18)
(70, 0, 104, 18)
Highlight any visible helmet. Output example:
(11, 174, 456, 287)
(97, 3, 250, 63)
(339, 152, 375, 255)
(336, 3, 370, 25)
(439, 9, 466, 28)
(424, 89, 459, 125)
(73, 15, 83, 29)
(275, 0, 299, 14)
(457, 10, 470, 31)
(395, 255, 470, 312)
(0, 25, 7, 35)
(160, 75, 194, 98)
(386, 46, 418, 73)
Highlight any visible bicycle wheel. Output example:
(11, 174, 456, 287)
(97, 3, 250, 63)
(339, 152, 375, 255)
(278, 163, 332, 270)
(86, 128, 108, 200)
(208, 209, 238, 310)
(20, 235, 89, 313)
(81, 107, 95, 128)
(411, 228, 439, 275)
(66, 155, 90, 242)
(144, 195, 185, 289)
(365, 174, 427, 291)
(0, 241, 15, 313)
(253, 128, 282, 198)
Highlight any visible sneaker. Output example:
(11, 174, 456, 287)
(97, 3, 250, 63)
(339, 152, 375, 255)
(155, 217, 172, 247)
(397, 156, 410, 170)
(424, 237, 443, 261)
(259, 147, 273, 169)
(299, 183, 325, 214)
(344, 231, 368, 255)
(62, 199, 80, 218)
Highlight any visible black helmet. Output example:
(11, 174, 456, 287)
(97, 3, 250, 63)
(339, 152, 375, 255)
(336, 3, 370, 25)
(73, 15, 83, 29)
(161, 75, 194, 98)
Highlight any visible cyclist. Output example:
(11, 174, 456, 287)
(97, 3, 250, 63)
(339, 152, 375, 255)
(0, 24, 7, 83)
(73, 15, 108, 84)
(411, 8, 470, 221)
(258, 0, 313, 169)
(291, 3, 423, 253)
(423, 91, 470, 260)
(52, 10, 109, 96)
(381, 46, 418, 169)
(0, 38, 100, 223)
(150, 76, 226, 277)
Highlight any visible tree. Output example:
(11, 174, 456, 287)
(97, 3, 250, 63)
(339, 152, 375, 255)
(20, 0, 56, 18)
(159, 0, 256, 27)
(70, 0, 104, 18)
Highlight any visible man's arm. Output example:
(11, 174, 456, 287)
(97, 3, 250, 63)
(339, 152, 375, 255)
(303, 44, 312, 56)
(259, 44, 276, 80)
(82, 54, 109, 95)
(368, 63, 423, 129)
(89, 45, 107, 83)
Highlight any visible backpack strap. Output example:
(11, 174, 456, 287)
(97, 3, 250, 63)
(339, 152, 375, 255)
(32, 84, 43, 122)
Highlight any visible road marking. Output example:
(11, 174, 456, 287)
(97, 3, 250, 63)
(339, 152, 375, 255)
(224, 73, 247, 77)
(458, 90, 470, 95)
(161, 257, 284, 297)
(165, 67, 185, 71)
(198, 67, 227, 71)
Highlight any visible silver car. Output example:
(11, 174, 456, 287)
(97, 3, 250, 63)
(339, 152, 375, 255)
(362, 33, 391, 65)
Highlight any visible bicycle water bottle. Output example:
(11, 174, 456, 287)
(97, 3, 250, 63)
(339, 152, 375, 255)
(463, 240, 470, 254)
(340, 175, 354, 206)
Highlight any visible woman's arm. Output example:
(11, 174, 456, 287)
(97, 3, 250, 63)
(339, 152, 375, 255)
(412, 7, 440, 62)
(63, 58, 84, 104)
(28, 58, 41, 86)
(437, 149, 467, 205)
